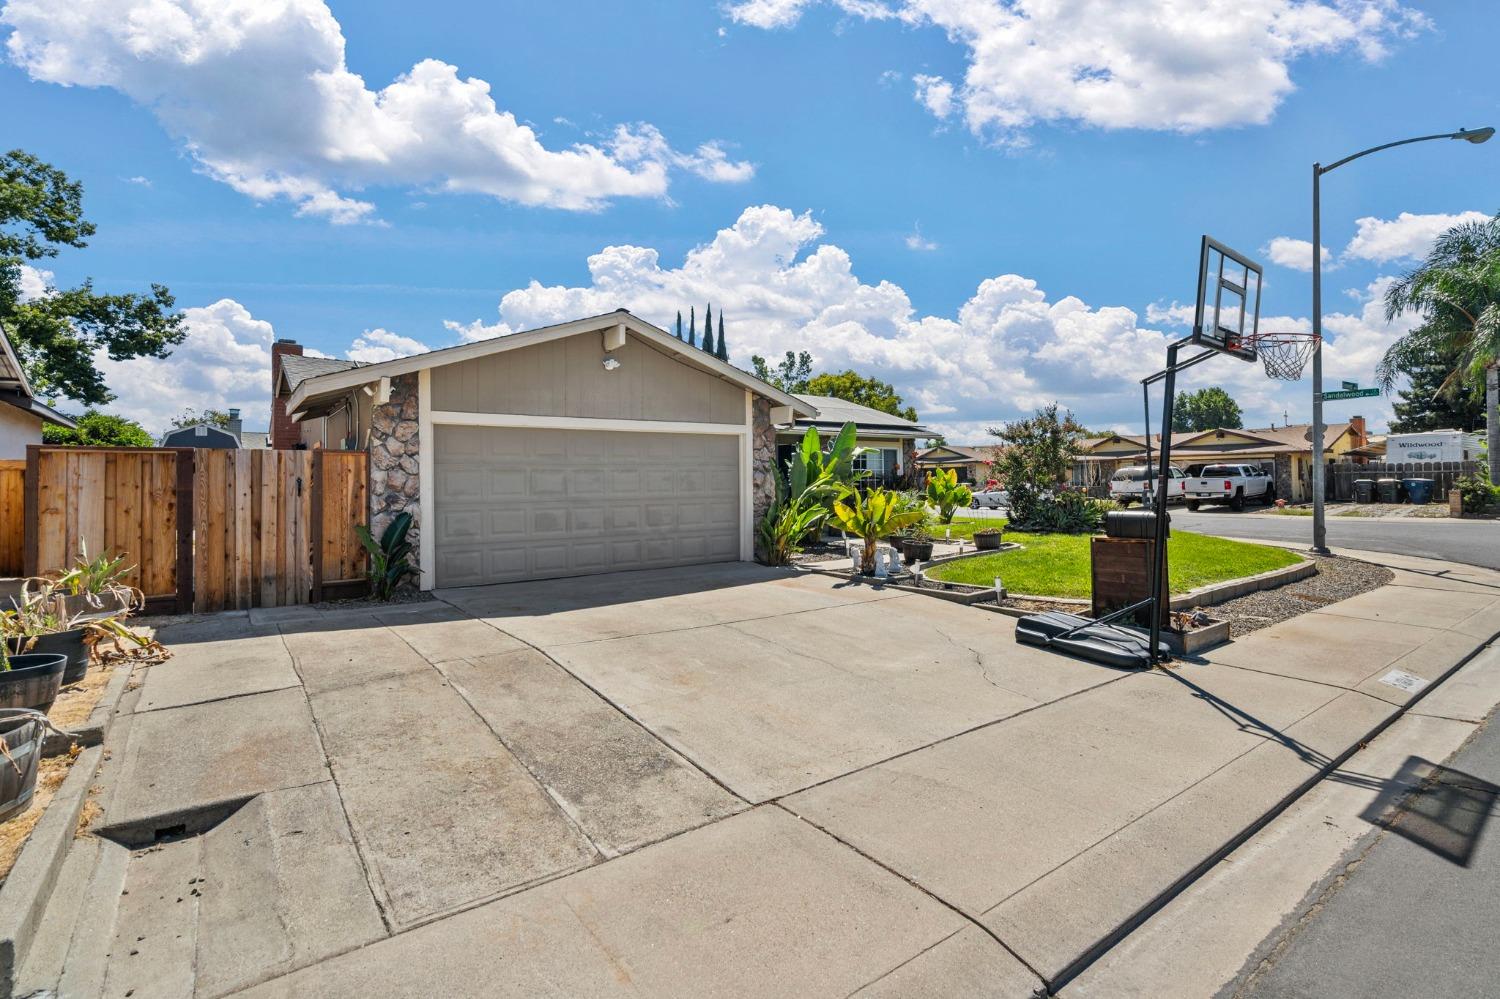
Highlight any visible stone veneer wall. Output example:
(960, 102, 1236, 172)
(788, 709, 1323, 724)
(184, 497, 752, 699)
(369, 373, 421, 562)
(751, 397, 776, 532)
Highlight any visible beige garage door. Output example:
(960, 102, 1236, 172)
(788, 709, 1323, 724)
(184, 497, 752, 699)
(433, 425, 741, 587)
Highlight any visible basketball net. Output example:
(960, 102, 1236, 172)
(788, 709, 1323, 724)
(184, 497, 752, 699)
(1244, 331, 1319, 381)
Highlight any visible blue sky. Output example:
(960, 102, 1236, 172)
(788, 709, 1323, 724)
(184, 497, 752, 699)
(3, 0, 1497, 437)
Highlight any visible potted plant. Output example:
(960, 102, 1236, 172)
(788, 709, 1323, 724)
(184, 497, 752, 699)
(901, 528, 934, 565)
(3, 591, 91, 686)
(0, 707, 69, 823)
(46, 546, 142, 621)
(974, 526, 1004, 551)
(0, 625, 68, 715)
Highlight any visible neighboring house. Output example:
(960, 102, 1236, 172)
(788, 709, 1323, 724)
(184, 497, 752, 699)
(1073, 418, 1369, 502)
(0, 321, 77, 458)
(774, 395, 931, 488)
(284, 310, 813, 589)
(158, 408, 270, 449)
(913, 444, 993, 485)
(271, 344, 370, 450)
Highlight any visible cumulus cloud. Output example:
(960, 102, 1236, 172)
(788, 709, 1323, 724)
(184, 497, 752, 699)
(16, 263, 52, 301)
(911, 74, 954, 119)
(2, 0, 752, 222)
(443, 203, 1421, 438)
(1263, 236, 1331, 272)
(1343, 210, 1490, 263)
(730, 0, 1427, 142)
(346, 328, 430, 363)
(89, 299, 277, 434)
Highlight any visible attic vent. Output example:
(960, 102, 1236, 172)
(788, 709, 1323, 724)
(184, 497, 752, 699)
(1215, 429, 1224, 439)
(195, 425, 208, 437)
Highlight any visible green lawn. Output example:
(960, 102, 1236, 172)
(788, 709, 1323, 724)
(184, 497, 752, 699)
(923, 522, 1303, 598)
(922, 514, 1003, 540)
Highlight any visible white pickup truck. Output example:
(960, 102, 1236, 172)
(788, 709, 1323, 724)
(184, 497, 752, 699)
(1184, 463, 1275, 511)
(1108, 465, 1188, 506)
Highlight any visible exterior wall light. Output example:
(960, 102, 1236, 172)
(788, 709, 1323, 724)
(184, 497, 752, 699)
(602, 357, 621, 371)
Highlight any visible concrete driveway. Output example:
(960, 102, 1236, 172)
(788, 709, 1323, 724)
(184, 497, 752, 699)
(26, 555, 1500, 998)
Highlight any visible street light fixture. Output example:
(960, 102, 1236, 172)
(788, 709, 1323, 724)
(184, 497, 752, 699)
(1309, 126, 1494, 554)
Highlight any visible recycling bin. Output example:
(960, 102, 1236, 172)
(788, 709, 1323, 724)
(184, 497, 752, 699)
(1353, 479, 1375, 503)
(1376, 478, 1400, 503)
(1402, 478, 1435, 505)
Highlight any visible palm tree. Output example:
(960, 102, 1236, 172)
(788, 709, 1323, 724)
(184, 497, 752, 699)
(1376, 213, 1500, 479)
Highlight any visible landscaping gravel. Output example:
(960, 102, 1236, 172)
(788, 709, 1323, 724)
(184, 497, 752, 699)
(1200, 554, 1394, 637)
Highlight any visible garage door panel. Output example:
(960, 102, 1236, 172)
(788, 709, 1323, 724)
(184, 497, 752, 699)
(435, 425, 741, 586)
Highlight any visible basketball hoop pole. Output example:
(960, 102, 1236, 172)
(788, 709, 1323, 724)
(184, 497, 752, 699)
(1310, 127, 1494, 555)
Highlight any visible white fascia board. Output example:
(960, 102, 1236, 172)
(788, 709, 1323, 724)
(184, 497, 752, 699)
(287, 311, 813, 416)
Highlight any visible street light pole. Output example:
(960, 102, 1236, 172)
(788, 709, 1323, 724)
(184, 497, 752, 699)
(1309, 126, 1493, 555)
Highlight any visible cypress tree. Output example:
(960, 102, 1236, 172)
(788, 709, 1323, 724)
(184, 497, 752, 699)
(675, 310, 683, 340)
(1389, 344, 1486, 432)
(703, 303, 712, 351)
(716, 312, 727, 360)
(687, 306, 696, 347)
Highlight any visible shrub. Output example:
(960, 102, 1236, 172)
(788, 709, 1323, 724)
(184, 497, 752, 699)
(923, 468, 972, 523)
(356, 512, 418, 599)
(1457, 470, 1500, 512)
(1007, 484, 1111, 533)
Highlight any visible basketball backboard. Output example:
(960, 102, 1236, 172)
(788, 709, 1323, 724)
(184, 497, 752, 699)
(1191, 236, 1261, 362)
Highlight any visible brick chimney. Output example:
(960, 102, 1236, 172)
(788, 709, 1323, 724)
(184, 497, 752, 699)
(1349, 414, 1366, 449)
(271, 339, 303, 450)
(225, 407, 243, 442)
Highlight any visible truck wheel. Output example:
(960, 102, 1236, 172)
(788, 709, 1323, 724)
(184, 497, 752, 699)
(1260, 488, 1275, 506)
(1186, 500, 1200, 511)
(1230, 489, 1245, 512)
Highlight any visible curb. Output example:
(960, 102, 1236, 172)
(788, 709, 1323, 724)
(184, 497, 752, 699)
(1170, 558, 1317, 611)
(1, 656, 135, 996)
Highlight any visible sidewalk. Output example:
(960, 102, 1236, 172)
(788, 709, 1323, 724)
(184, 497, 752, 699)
(18, 548, 1500, 998)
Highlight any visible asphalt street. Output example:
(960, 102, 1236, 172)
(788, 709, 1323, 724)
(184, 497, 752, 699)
(1240, 707, 1500, 999)
(1167, 510, 1500, 570)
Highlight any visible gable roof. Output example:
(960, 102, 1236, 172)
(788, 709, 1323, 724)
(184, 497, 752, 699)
(0, 321, 76, 430)
(791, 395, 929, 435)
(277, 354, 364, 394)
(915, 444, 991, 462)
(288, 310, 813, 417)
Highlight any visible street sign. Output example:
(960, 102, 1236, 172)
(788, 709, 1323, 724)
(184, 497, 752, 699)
(1321, 387, 1380, 401)
(1341, 380, 1358, 390)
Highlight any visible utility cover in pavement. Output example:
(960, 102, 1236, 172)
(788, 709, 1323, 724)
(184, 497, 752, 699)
(1378, 669, 1428, 693)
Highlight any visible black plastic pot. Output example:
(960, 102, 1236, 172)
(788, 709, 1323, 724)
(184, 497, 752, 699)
(8, 628, 89, 685)
(974, 531, 1004, 551)
(903, 541, 934, 564)
(0, 709, 48, 823)
(0, 653, 68, 714)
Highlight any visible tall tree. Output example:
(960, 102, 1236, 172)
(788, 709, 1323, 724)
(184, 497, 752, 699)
(751, 350, 814, 392)
(715, 312, 727, 360)
(42, 409, 152, 447)
(675, 310, 683, 340)
(2, 149, 186, 404)
(804, 370, 918, 422)
(703, 303, 712, 351)
(1376, 212, 1500, 478)
(1389, 344, 1486, 432)
(687, 306, 696, 348)
(168, 406, 233, 430)
(1171, 386, 1244, 431)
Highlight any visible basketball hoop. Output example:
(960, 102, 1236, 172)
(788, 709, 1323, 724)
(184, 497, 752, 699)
(1246, 330, 1319, 381)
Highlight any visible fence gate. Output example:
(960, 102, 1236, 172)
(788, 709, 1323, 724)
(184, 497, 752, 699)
(1, 460, 27, 577)
(22, 446, 369, 613)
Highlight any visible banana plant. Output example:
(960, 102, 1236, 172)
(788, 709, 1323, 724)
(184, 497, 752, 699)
(356, 512, 418, 600)
(924, 468, 973, 524)
(831, 488, 925, 575)
(782, 421, 867, 541)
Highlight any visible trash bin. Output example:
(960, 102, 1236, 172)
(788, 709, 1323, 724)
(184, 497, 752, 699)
(1403, 478, 1435, 505)
(1105, 509, 1169, 539)
(1353, 479, 1375, 503)
(1376, 478, 1400, 503)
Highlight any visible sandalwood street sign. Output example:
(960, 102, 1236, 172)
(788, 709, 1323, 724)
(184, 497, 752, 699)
(1320, 387, 1380, 401)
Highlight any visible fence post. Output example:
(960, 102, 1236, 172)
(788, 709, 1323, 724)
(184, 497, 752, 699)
(22, 444, 39, 578)
(175, 448, 195, 614)
(310, 449, 324, 605)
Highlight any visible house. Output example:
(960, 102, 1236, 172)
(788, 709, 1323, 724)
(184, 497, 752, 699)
(775, 395, 931, 487)
(159, 408, 269, 449)
(913, 444, 993, 485)
(0, 321, 77, 458)
(283, 310, 814, 589)
(1073, 417, 1369, 502)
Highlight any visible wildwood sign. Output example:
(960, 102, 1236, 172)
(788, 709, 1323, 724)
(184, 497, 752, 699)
(21, 445, 369, 613)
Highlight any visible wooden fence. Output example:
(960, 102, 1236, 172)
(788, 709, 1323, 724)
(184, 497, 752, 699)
(1330, 460, 1475, 502)
(0, 460, 23, 576)
(19, 446, 369, 613)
